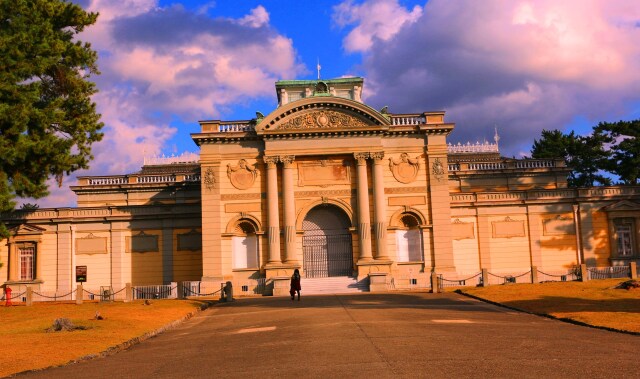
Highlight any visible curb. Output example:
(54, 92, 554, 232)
(10, 300, 217, 378)
(455, 289, 640, 336)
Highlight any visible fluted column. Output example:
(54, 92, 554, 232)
(264, 156, 281, 264)
(281, 155, 298, 264)
(371, 152, 388, 260)
(355, 153, 373, 261)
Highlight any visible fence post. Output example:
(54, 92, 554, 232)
(630, 262, 637, 280)
(579, 264, 588, 282)
(170, 282, 178, 299)
(430, 271, 439, 293)
(225, 281, 233, 301)
(26, 287, 33, 306)
(177, 282, 185, 299)
(481, 268, 488, 287)
(76, 284, 83, 305)
(125, 283, 132, 302)
(531, 266, 538, 284)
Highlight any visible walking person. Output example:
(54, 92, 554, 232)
(290, 269, 301, 301)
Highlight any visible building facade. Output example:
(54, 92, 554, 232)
(3, 77, 640, 295)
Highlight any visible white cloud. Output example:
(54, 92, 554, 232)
(335, 0, 640, 154)
(333, 0, 422, 52)
(33, 1, 303, 208)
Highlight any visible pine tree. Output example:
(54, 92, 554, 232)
(0, 0, 103, 237)
(595, 120, 640, 185)
(531, 129, 612, 187)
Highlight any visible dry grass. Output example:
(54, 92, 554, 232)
(458, 279, 640, 333)
(0, 300, 206, 377)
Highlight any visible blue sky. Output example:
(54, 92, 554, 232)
(36, 0, 640, 206)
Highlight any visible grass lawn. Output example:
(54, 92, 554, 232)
(457, 279, 640, 333)
(0, 299, 207, 377)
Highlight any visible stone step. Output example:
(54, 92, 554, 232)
(300, 276, 369, 294)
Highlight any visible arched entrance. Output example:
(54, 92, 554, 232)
(302, 205, 353, 278)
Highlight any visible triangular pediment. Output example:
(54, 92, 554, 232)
(256, 97, 389, 135)
(8, 224, 46, 235)
(601, 200, 640, 212)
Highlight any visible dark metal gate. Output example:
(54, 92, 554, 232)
(303, 233, 353, 278)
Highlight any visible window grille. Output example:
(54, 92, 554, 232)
(19, 245, 35, 281)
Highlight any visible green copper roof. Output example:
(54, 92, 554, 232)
(275, 77, 364, 87)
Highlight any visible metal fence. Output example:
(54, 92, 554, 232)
(132, 284, 177, 300)
(587, 266, 630, 280)
(439, 272, 482, 288)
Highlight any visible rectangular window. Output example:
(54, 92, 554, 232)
(396, 230, 423, 262)
(288, 91, 305, 102)
(19, 245, 36, 281)
(615, 219, 634, 257)
(232, 235, 258, 269)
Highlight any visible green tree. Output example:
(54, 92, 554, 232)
(594, 120, 640, 185)
(0, 0, 103, 237)
(531, 129, 612, 187)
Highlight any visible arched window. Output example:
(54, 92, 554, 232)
(396, 213, 423, 262)
(232, 220, 259, 269)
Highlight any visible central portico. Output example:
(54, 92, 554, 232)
(192, 77, 457, 292)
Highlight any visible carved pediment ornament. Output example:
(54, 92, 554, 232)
(279, 110, 369, 130)
(203, 167, 216, 191)
(389, 153, 420, 184)
(432, 158, 445, 182)
(227, 159, 258, 190)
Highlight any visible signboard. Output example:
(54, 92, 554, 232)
(76, 265, 87, 283)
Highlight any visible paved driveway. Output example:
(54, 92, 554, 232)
(16, 292, 640, 379)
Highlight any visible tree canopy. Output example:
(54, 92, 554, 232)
(531, 119, 640, 187)
(0, 0, 103, 237)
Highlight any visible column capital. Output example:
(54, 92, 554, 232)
(354, 152, 369, 165)
(263, 156, 278, 168)
(370, 151, 385, 162)
(279, 155, 295, 167)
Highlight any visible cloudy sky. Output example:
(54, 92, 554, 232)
(36, 0, 640, 207)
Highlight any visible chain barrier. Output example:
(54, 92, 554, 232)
(32, 289, 77, 299)
(111, 287, 126, 295)
(537, 269, 572, 278)
(9, 291, 27, 300)
(83, 289, 100, 296)
(512, 270, 531, 278)
(182, 285, 221, 297)
(487, 271, 530, 279)
(440, 272, 481, 283)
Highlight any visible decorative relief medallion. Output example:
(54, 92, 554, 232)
(389, 153, 420, 184)
(279, 110, 369, 130)
(227, 159, 258, 190)
(431, 158, 445, 182)
(203, 167, 216, 191)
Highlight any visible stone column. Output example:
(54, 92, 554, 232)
(265, 156, 281, 264)
(281, 155, 298, 264)
(355, 153, 373, 261)
(572, 204, 583, 265)
(371, 152, 388, 260)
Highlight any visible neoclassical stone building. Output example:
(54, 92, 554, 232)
(2, 77, 640, 295)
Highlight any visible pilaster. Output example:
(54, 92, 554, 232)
(355, 152, 373, 262)
(281, 155, 298, 265)
(265, 156, 282, 265)
(426, 140, 456, 272)
(371, 151, 389, 260)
